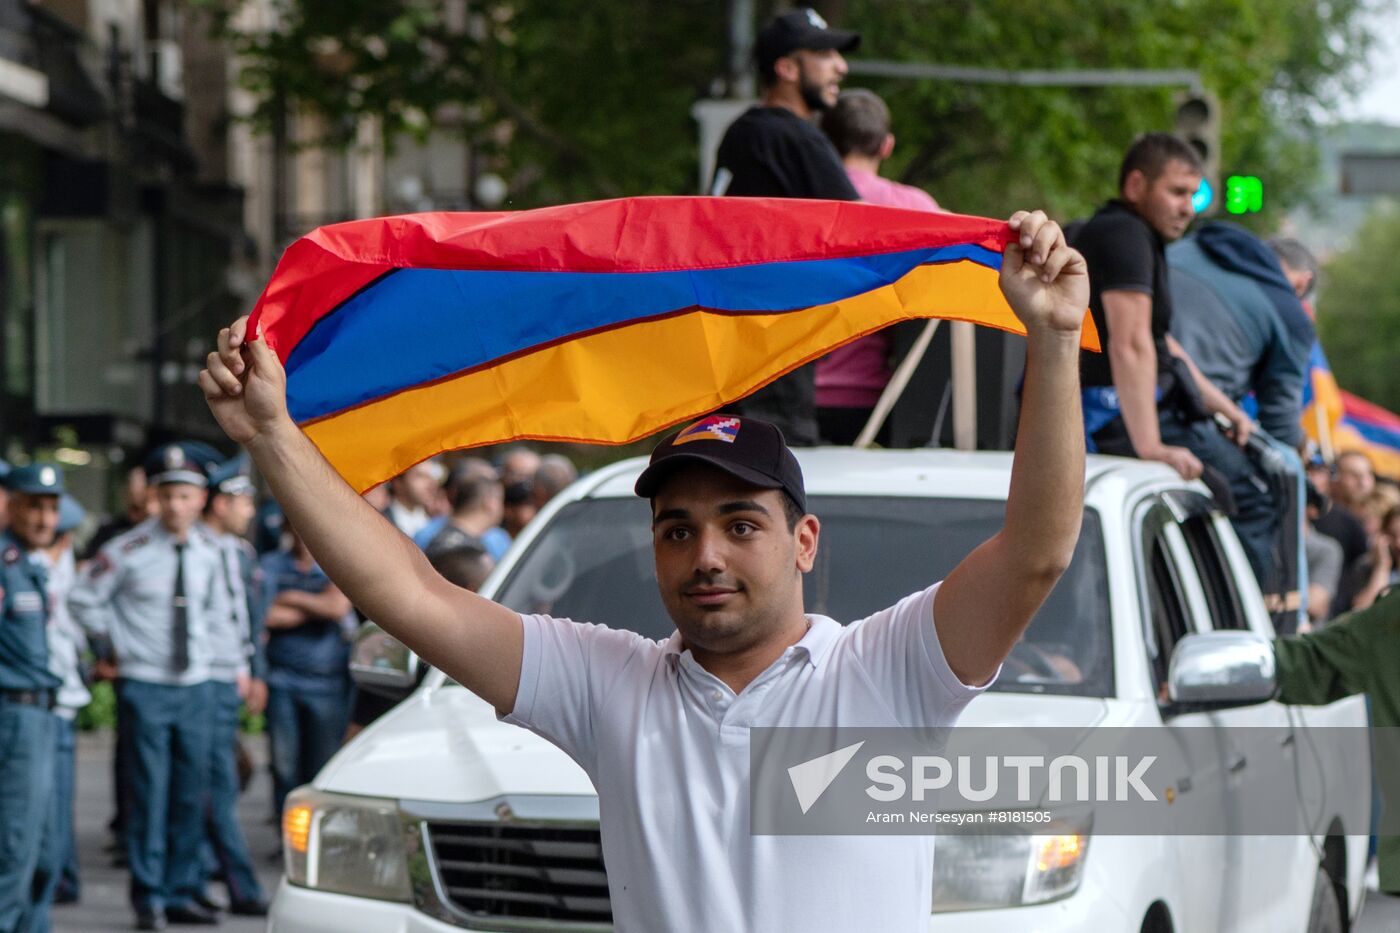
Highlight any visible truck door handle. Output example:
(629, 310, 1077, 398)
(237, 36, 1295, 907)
(1281, 733, 1296, 748)
(1227, 755, 1247, 773)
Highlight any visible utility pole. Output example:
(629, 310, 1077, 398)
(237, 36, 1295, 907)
(692, 0, 757, 193)
(726, 0, 755, 100)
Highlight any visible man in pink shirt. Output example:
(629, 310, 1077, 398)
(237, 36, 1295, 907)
(818, 89, 943, 444)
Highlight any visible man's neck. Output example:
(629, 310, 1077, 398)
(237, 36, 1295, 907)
(842, 153, 881, 174)
(684, 614, 810, 694)
(761, 85, 813, 121)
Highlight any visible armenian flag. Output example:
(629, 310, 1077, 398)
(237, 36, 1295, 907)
(1335, 392, 1400, 479)
(248, 196, 1100, 492)
(1301, 341, 1400, 477)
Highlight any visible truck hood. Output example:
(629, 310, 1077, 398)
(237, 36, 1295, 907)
(316, 686, 1110, 804)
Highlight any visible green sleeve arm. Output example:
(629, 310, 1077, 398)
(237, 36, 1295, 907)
(1273, 591, 1400, 705)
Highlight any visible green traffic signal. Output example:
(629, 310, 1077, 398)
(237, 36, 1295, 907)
(1225, 175, 1263, 214)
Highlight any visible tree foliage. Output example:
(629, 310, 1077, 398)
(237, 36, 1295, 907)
(208, 0, 1379, 220)
(1317, 202, 1400, 413)
(838, 0, 1377, 227)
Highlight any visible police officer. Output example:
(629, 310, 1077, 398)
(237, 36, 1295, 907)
(69, 443, 230, 930)
(0, 463, 64, 933)
(197, 459, 268, 916)
(28, 494, 91, 931)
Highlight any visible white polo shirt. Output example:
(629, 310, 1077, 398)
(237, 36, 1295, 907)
(504, 582, 993, 933)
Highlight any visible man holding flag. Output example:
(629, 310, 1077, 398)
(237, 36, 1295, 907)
(200, 209, 1087, 931)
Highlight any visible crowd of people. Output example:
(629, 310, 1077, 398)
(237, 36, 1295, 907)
(0, 443, 577, 931)
(711, 8, 1392, 633)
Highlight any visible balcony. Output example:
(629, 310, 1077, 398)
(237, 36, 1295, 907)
(0, 0, 105, 127)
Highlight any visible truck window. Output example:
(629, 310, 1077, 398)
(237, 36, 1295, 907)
(1144, 531, 1192, 703)
(1179, 515, 1249, 631)
(492, 496, 1114, 698)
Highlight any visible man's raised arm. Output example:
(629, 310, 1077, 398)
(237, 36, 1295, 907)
(199, 319, 524, 714)
(933, 211, 1088, 687)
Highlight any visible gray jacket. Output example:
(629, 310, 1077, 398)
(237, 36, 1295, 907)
(1167, 234, 1310, 448)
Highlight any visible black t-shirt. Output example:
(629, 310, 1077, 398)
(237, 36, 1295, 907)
(1315, 504, 1370, 616)
(712, 106, 860, 200)
(1071, 200, 1173, 389)
(425, 524, 483, 557)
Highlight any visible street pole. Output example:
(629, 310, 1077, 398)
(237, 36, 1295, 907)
(726, 0, 755, 100)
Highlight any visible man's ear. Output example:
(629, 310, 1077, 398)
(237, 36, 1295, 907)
(879, 133, 895, 161)
(794, 514, 820, 573)
(774, 54, 800, 85)
(1122, 168, 1147, 204)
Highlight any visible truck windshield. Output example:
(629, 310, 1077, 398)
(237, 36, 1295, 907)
(492, 496, 1111, 697)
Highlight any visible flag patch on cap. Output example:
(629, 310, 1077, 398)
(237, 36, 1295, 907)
(674, 416, 741, 445)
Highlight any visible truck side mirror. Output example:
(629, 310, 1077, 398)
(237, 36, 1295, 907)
(349, 621, 421, 700)
(1167, 631, 1276, 710)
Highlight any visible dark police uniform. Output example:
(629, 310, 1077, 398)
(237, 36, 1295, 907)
(68, 444, 228, 928)
(0, 464, 63, 933)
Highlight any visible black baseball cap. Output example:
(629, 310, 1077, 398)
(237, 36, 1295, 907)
(634, 415, 807, 514)
(755, 8, 860, 69)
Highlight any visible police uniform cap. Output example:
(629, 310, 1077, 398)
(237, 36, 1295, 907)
(144, 442, 215, 487)
(208, 457, 255, 497)
(4, 462, 66, 496)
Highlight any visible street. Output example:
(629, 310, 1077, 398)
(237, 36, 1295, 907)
(49, 729, 1400, 933)
(55, 731, 281, 933)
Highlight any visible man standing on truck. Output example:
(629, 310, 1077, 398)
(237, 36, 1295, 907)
(198, 210, 1087, 931)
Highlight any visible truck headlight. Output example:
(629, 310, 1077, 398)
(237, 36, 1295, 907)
(282, 788, 412, 903)
(932, 814, 1090, 912)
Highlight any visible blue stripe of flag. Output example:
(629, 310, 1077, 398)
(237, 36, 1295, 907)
(284, 244, 1001, 423)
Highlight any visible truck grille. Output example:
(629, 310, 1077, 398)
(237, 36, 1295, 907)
(426, 821, 612, 925)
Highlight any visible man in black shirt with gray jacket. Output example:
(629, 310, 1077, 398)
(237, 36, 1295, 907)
(711, 8, 861, 445)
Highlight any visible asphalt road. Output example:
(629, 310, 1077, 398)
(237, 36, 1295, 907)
(52, 729, 1400, 932)
(55, 730, 280, 933)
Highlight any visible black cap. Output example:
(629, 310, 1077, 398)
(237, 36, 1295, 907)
(755, 8, 860, 70)
(635, 415, 806, 514)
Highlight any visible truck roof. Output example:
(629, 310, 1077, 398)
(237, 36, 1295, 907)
(580, 447, 1186, 502)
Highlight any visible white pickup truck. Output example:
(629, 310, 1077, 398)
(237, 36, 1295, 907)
(268, 449, 1370, 933)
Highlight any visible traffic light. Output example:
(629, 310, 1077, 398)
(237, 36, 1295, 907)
(1174, 93, 1221, 215)
(1224, 175, 1263, 214)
